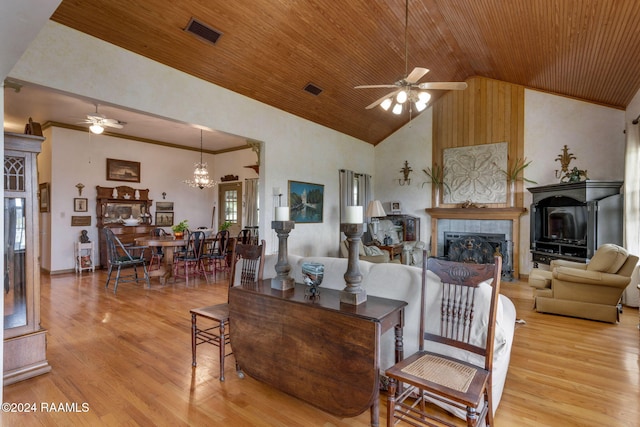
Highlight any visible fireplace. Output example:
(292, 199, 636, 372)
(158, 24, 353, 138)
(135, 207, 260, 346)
(444, 232, 512, 279)
(425, 207, 526, 278)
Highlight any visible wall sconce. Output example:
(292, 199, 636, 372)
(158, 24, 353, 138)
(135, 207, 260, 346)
(75, 183, 85, 196)
(398, 160, 413, 185)
(554, 145, 576, 179)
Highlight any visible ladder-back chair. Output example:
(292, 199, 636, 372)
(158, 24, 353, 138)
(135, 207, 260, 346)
(386, 252, 502, 427)
(190, 239, 265, 381)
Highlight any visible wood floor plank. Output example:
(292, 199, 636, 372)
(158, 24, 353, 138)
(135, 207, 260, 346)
(2, 271, 639, 426)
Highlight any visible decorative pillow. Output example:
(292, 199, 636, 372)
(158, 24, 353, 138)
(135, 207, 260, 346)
(367, 245, 384, 256)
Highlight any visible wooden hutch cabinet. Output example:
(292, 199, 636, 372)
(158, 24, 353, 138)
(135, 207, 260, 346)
(96, 185, 154, 268)
(4, 132, 51, 385)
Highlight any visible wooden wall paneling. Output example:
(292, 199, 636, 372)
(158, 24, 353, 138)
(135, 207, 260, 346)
(431, 76, 525, 207)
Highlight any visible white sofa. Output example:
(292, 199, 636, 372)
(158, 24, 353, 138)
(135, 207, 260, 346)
(262, 254, 517, 419)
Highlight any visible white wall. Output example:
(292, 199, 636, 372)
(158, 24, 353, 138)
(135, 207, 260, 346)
(373, 89, 626, 275)
(10, 21, 374, 259)
(41, 126, 257, 272)
(373, 110, 433, 244)
(522, 89, 626, 273)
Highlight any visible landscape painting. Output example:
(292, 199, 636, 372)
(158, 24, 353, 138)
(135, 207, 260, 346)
(288, 180, 323, 223)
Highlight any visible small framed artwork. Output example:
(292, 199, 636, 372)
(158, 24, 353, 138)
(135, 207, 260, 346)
(106, 158, 141, 183)
(288, 180, 324, 223)
(155, 201, 174, 212)
(71, 216, 91, 226)
(391, 201, 401, 214)
(39, 182, 50, 213)
(155, 212, 174, 227)
(74, 198, 88, 212)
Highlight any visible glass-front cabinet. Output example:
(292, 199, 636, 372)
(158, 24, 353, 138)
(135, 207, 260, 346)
(3, 132, 51, 385)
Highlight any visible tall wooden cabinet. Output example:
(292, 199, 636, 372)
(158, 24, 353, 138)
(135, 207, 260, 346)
(386, 214, 421, 241)
(3, 132, 51, 385)
(96, 186, 154, 268)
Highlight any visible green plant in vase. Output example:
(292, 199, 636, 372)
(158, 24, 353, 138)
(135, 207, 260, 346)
(498, 158, 537, 207)
(219, 221, 232, 231)
(422, 164, 450, 207)
(172, 220, 189, 238)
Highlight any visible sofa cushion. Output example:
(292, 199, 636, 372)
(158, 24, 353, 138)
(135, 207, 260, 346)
(363, 245, 384, 256)
(587, 244, 628, 273)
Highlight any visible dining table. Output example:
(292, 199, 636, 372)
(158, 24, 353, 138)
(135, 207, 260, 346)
(135, 234, 217, 284)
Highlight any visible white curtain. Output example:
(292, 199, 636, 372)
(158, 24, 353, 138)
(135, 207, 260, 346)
(623, 122, 640, 307)
(339, 169, 355, 222)
(245, 178, 259, 227)
(339, 169, 371, 222)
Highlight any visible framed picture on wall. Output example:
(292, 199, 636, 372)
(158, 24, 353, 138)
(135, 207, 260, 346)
(106, 158, 141, 183)
(74, 198, 88, 212)
(39, 182, 50, 213)
(155, 212, 174, 227)
(391, 201, 401, 214)
(155, 202, 174, 212)
(288, 180, 324, 223)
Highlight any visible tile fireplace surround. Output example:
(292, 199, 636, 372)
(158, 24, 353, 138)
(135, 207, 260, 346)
(425, 208, 527, 278)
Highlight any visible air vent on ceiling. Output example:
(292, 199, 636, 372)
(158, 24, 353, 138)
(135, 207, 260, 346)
(303, 83, 323, 96)
(185, 18, 223, 45)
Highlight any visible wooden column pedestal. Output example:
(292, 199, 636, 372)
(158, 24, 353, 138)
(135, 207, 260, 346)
(340, 223, 366, 305)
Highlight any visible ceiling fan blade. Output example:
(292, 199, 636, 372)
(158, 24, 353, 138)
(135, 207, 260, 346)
(365, 89, 402, 110)
(102, 121, 124, 129)
(405, 67, 429, 84)
(418, 82, 468, 90)
(355, 84, 398, 89)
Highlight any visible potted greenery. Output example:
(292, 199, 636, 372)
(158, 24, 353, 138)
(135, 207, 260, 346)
(172, 220, 189, 239)
(498, 158, 536, 207)
(219, 221, 232, 232)
(422, 163, 450, 207)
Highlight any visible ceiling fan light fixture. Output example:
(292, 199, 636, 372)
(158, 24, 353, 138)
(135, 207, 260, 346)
(392, 103, 403, 115)
(380, 98, 393, 111)
(396, 90, 408, 104)
(418, 91, 431, 103)
(89, 124, 104, 134)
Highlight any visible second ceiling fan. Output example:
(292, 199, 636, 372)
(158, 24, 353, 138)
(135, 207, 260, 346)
(355, 0, 467, 115)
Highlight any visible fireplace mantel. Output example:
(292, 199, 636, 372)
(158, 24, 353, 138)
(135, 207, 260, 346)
(425, 207, 527, 220)
(425, 207, 528, 278)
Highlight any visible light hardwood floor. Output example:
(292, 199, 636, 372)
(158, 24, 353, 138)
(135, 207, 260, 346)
(3, 270, 639, 426)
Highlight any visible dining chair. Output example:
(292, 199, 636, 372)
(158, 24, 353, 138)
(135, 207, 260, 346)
(191, 239, 265, 381)
(173, 230, 209, 283)
(385, 252, 502, 427)
(148, 227, 168, 271)
(104, 228, 150, 293)
(236, 228, 252, 245)
(207, 230, 231, 278)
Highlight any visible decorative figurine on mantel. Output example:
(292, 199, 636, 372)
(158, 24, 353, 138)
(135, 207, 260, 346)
(79, 230, 90, 243)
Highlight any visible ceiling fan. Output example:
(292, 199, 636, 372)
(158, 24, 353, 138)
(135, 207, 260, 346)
(355, 0, 467, 115)
(78, 105, 125, 134)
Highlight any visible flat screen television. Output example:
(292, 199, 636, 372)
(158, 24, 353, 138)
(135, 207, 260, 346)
(542, 205, 588, 244)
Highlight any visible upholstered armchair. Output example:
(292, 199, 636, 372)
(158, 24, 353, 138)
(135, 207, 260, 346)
(529, 244, 638, 323)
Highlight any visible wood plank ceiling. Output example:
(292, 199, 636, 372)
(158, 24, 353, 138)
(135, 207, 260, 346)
(50, 0, 640, 145)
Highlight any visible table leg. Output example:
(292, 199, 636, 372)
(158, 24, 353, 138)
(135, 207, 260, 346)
(370, 393, 379, 427)
(159, 246, 176, 285)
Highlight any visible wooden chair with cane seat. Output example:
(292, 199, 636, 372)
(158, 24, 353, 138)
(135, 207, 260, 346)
(385, 253, 502, 427)
(190, 239, 265, 381)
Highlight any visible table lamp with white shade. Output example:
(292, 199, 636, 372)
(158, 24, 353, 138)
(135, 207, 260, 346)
(366, 200, 386, 238)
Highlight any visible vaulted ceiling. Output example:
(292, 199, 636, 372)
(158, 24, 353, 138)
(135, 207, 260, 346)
(50, 0, 640, 145)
